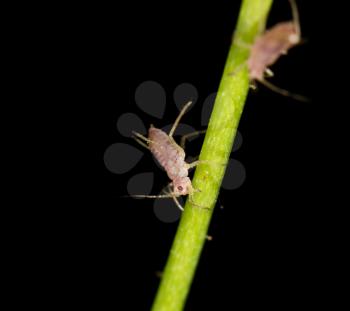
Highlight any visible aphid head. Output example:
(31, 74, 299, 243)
(173, 177, 193, 196)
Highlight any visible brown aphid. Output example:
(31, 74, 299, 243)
(131, 101, 206, 211)
(240, 0, 308, 101)
(248, 23, 300, 82)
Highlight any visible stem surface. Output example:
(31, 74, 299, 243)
(151, 1, 273, 310)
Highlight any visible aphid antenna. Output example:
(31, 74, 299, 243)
(259, 78, 309, 102)
(132, 131, 160, 148)
(121, 194, 173, 199)
(289, 0, 301, 38)
(122, 193, 184, 211)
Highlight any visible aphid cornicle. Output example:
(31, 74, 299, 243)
(235, 0, 308, 101)
(131, 101, 206, 211)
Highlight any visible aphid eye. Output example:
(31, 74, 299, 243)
(177, 186, 183, 191)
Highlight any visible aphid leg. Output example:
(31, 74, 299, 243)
(259, 78, 309, 102)
(165, 183, 184, 211)
(229, 62, 247, 77)
(192, 187, 201, 193)
(187, 160, 225, 170)
(171, 195, 184, 211)
(264, 68, 274, 78)
(180, 130, 206, 150)
(133, 137, 149, 150)
(168, 101, 193, 137)
(289, 0, 301, 39)
(250, 81, 257, 90)
(188, 195, 210, 210)
(187, 160, 206, 169)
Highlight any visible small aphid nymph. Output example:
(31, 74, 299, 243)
(248, 4, 301, 82)
(235, 0, 308, 101)
(131, 101, 206, 211)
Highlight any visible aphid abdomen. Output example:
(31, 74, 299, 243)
(148, 127, 187, 180)
(248, 48, 267, 81)
(249, 22, 298, 81)
(129, 101, 196, 211)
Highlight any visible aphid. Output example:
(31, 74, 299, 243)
(131, 101, 206, 211)
(235, 0, 308, 101)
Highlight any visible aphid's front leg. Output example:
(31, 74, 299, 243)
(164, 183, 185, 211)
(180, 130, 206, 150)
(171, 195, 184, 211)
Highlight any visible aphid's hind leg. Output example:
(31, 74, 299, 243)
(168, 101, 192, 137)
(259, 78, 309, 102)
(180, 130, 206, 150)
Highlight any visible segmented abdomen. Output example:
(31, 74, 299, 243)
(248, 22, 297, 80)
(148, 127, 188, 180)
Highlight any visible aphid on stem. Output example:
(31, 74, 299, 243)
(233, 0, 308, 102)
(130, 101, 207, 211)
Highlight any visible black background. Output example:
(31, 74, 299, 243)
(46, 0, 325, 309)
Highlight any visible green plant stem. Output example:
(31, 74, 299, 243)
(151, 1, 273, 310)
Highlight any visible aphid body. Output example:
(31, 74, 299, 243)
(236, 0, 307, 101)
(148, 125, 193, 197)
(132, 101, 205, 210)
(248, 21, 299, 81)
